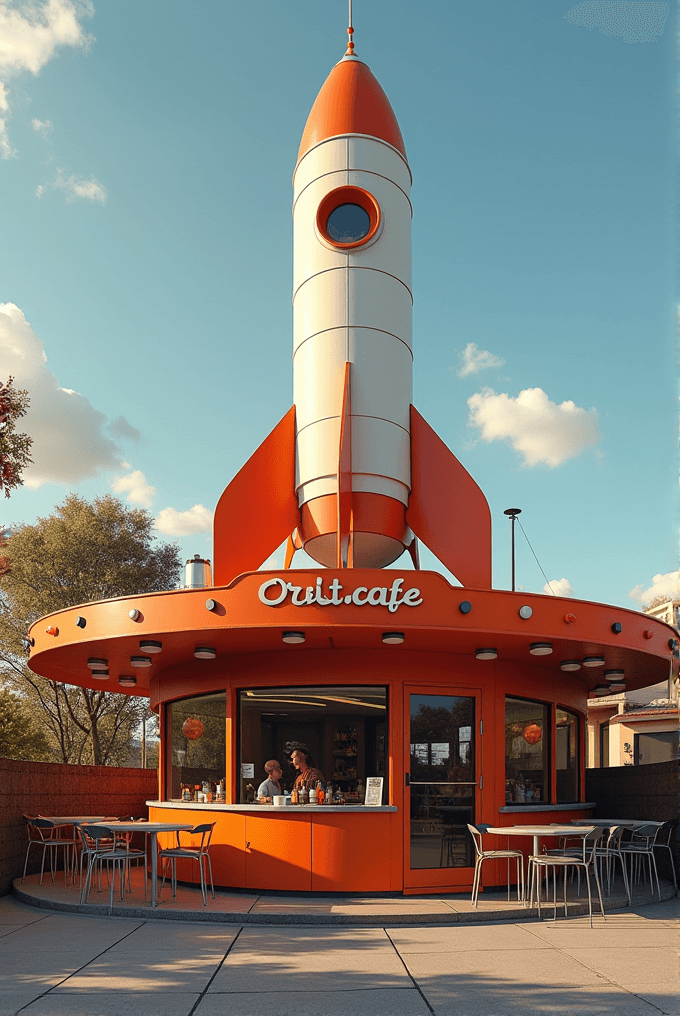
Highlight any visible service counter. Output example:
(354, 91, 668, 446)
(148, 801, 400, 892)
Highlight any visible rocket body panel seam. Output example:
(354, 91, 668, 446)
(292, 327, 414, 360)
(295, 415, 411, 438)
(292, 266, 413, 304)
(294, 134, 412, 181)
(293, 170, 412, 216)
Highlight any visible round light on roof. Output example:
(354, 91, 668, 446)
(282, 631, 305, 645)
(130, 656, 152, 668)
(118, 675, 137, 688)
(607, 679, 626, 692)
(459, 601, 472, 614)
(560, 660, 581, 671)
(475, 648, 497, 660)
(529, 642, 553, 656)
(87, 658, 108, 669)
(382, 632, 404, 645)
(139, 640, 162, 653)
(593, 684, 610, 696)
(91, 670, 109, 680)
(128, 609, 141, 621)
(519, 605, 533, 619)
(194, 646, 217, 659)
(75, 616, 86, 629)
(583, 656, 605, 668)
(604, 670, 624, 680)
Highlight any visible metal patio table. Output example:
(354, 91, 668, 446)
(95, 821, 193, 908)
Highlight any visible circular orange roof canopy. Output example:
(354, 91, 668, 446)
(298, 58, 407, 163)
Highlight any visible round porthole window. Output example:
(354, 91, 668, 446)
(317, 186, 381, 249)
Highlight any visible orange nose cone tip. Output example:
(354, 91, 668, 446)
(297, 58, 407, 164)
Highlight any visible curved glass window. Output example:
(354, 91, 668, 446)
(166, 692, 226, 801)
(326, 203, 371, 244)
(505, 698, 549, 805)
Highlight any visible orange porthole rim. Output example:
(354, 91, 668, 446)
(316, 186, 381, 249)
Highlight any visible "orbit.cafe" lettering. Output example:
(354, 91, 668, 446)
(258, 576, 423, 613)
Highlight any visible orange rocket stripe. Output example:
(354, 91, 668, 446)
(297, 59, 407, 164)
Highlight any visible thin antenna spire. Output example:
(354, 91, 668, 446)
(345, 0, 355, 56)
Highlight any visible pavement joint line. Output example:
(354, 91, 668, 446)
(383, 926, 436, 1015)
(187, 924, 244, 1016)
(13, 917, 148, 1015)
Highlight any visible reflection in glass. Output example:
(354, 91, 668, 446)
(409, 694, 475, 869)
(556, 708, 579, 802)
(505, 697, 549, 804)
(326, 203, 371, 243)
(167, 692, 226, 800)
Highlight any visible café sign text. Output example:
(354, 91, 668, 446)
(258, 576, 423, 614)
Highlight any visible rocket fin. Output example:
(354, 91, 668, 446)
(406, 406, 492, 588)
(213, 406, 299, 585)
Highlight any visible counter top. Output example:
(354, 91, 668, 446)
(499, 802, 596, 813)
(147, 800, 397, 813)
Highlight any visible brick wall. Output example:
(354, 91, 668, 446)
(0, 757, 158, 896)
(585, 759, 679, 881)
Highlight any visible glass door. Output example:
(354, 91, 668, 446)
(405, 688, 479, 890)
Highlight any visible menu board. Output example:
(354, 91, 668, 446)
(241, 763, 255, 778)
(364, 777, 383, 806)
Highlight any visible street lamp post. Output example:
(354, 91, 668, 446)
(503, 508, 522, 592)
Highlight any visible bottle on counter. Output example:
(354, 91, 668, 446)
(291, 787, 299, 804)
(299, 785, 309, 806)
(316, 781, 325, 805)
(182, 785, 191, 802)
(357, 781, 365, 804)
(193, 784, 201, 802)
(326, 783, 333, 803)
(309, 785, 317, 805)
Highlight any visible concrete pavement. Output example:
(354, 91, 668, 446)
(0, 894, 677, 1016)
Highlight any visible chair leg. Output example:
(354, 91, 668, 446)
(591, 859, 606, 922)
(206, 853, 215, 899)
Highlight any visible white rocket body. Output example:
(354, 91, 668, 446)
(292, 58, 413, 568)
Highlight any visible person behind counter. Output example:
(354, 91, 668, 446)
(291, 748, 324, 791)
(257, 760, 283, 802)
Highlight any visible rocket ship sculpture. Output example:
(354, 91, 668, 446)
(213, 22, 492, 588)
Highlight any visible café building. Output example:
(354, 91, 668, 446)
(27, 27, 679, 897)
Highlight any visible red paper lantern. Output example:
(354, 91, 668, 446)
(522, 723, 542, 745)
(182, 718, 204, 740)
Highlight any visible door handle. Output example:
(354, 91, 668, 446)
(405, 773, 410, 787)
(246, 841, 250, 849)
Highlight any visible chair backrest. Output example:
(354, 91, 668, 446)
(81, 824, 118, 847)
(630, 824, 659, 847)
(603, 825, 625, 849)
(28, 818, 56, 843)
(654, 820, 676, 847)
(188, 823, 216, 852)
(467, 824, 484, 859)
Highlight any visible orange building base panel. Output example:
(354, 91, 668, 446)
(150, 806, 394, 893)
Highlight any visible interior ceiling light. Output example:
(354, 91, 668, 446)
(382, 631, 404, 644)
(583, 656, 605, 667)
(282, 631, 305, 644)
(560, 660, 581, 671)
(139, 640, 162, 653)
(91, 670, 109, 680)
(194, 646, 216, 659)
(118, 675, 137, 688)
(130, 656, 152, 668)
(475, 648, 497, 660)
(87, 658, 108, 669)
(593, 684, 610, 696)
(529, 642, 553, 656)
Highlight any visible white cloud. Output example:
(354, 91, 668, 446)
(0, 302, 130, 486)
(629, 570, 680, 605)
(31, 117, 53, 136)
(457, 342, 505, 378)
(0, 0, 93, 156)
(45, 168, 106, 203)
(154, 505, 214, 537)
(110, 470, 156, 509)
(467, 386, 600, 467)
(543, 577, 573, 598)
(108, 416, 141, 442)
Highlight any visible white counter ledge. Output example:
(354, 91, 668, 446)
(147, 800, 397, 813)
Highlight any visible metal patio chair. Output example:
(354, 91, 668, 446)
(21, 818, 73, 886)
(619, 823, 662, 900)
(528, 831, 605, 927)
(652, 820, 677, 891)
(80, 825, 147, 907)
(159, 823, 216, 906)
(593, 825, 631, 904)
(467, 823, 525, 907)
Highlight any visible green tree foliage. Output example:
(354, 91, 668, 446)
(0, 378, 33, 498)
(0, 687, 51, 761)
(0, 494, 182, 765)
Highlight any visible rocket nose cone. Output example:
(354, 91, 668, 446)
(297, 59, 407, 164)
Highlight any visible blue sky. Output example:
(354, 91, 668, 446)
(0, 0, 677, 609)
